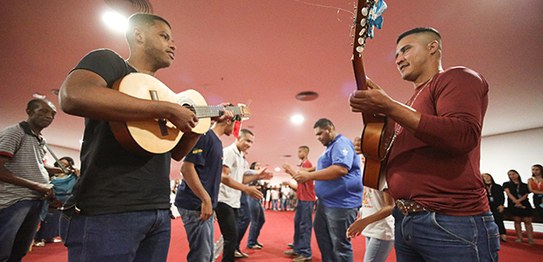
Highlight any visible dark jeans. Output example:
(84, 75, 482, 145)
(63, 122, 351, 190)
(314, 204, 358, 262)
(215, 202, 238, 262)
(393, 209, 500, 262)
(247, 196, 265, 246)
(294, 200, 314, 257)
(236, 193, 251, 250)
(60, 209, 171, 262)
(35, 209, 61, 241)
(0, 199, 44, 262)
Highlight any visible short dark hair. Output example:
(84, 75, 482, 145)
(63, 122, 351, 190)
(27, 98, 55, 112)
(54, 156, 75, 167)
(313, 118, 334, 129)
(299, 145, 309, 153)
(239, 128, 254, 137)
(128, 12, 171, 29)
(396, 27, 441, 44)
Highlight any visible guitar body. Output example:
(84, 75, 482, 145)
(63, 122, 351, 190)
(109, 73, 212, 156)
(360, 122, 389, 188)
(352, 0, 389, 189)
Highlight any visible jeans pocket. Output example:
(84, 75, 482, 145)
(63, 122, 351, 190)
(483, 217, 500, 254)
(430, 213, 476, 244)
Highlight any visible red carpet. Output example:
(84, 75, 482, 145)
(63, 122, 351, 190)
(24, 210, 543, 261)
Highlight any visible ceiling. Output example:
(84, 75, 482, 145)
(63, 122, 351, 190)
(1, 1, 542, 177)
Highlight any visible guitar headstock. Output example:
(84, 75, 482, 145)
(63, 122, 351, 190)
(352, 0, 387, 57)
(225, 104, 251, 121)
(353, 0, 376, 57)
(237, 104, 251, 121)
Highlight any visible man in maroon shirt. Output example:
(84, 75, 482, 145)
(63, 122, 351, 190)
(282, 145, 316, 261)
(349, 27, 499, 261)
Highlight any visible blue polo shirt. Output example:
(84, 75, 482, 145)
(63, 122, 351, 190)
(175, 131, 223, 210)
(315, 134, 363, 208)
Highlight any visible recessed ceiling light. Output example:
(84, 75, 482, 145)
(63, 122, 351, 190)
(295, 91, 319, 101)
(290, 114, 304, 125)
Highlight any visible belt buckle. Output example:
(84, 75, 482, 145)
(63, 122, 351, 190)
(396, 199, 409, 216)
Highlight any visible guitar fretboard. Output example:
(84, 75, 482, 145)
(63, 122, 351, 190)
(192, 106, 248, 119)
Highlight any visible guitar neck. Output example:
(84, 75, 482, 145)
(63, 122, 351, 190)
(352, 0, 385, 124)
(192, 106, 246, 119)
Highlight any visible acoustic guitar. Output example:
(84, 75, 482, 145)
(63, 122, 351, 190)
(109, 73, 250, 156)
(352, 0, 391, 189)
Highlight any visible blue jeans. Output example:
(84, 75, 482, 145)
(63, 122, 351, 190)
(60, 209, 171, 262)
(393, 209, 500, 262)
(293, 200, 314, 257)
(364, 236, 393, 262)
(313, 204, 358, 262)
(236, 193, 251, 250)
(247, 196, 265, 246)
(0, 199, 44, 262)
(178, 208, 214, 262)
(35, 209, 62, 241)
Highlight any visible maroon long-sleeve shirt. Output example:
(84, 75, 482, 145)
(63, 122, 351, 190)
(386, 66, 490, 216)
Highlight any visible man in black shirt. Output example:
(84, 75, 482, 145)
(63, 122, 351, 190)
(59, 13, 207, 261)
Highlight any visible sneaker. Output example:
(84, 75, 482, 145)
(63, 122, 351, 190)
(34, 241, 45, 247)
(53, 238, 62, 243)
(234, 250, 249, 258)
(284, 249, 298, 257)
(247, 244, 262, 249)
(287, 243, 294, 248)
(256, 242, 264, 248)
(293, 255, 312, 262)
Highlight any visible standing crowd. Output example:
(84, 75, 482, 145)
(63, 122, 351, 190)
(1, 11, 540, 262)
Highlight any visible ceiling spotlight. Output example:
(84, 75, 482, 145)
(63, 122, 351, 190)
(290, 114, 305, 125)
(295, 91, 319, 101)
(101, 10, 128, 33)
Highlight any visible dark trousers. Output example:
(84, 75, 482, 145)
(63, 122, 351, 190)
(216, 202, 238, 262)
(236, 194, 251, 250)
(490, 207, 506, 235)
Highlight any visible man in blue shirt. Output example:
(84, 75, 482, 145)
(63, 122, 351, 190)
(175, 115, 235, 261)
(293, 118, 363, 262)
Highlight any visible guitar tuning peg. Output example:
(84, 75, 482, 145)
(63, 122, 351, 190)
(360, 18, 366, 26)
(362, 7, 368, 16)
(356, 46, 364, 53)
(359, 28, 366, 36)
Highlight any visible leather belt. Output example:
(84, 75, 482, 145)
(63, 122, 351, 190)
(395, 199, 429, 216)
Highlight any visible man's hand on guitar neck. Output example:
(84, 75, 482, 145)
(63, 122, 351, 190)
(210, 103, 234, 123)
(349, 78, 394, 116)
(167, 104, 198, 133)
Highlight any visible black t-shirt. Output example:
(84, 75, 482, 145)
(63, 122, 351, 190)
(70, 49, 171, 215)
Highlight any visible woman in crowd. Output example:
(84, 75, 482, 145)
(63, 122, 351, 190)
(527, 164, 543, 220)
(481, 173, 507, 242)
(503, 169, 534, 245)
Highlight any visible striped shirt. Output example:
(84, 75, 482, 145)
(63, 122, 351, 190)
(0, 123, 49, 209)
